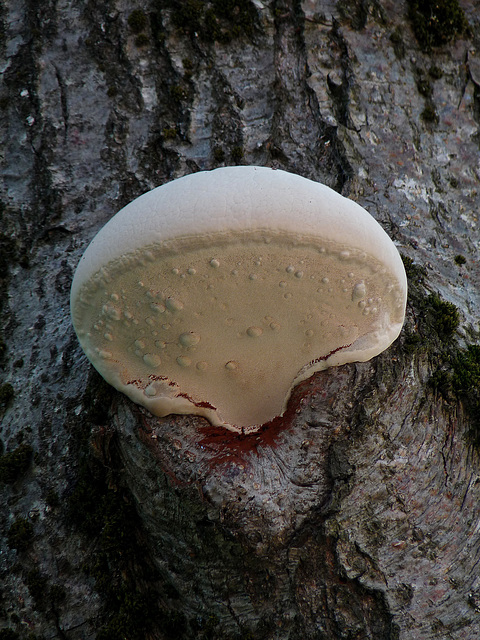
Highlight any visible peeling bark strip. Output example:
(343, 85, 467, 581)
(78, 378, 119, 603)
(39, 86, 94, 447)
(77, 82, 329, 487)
(1, 0, 480, 638)
(54, 64, 69, 137)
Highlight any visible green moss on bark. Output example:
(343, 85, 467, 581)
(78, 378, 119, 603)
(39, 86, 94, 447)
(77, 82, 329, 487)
(167, 0, 260, 43)
(7, 518, 34, 552)
(127, 9, 148, 34)
(0, 443, 33, 484)
(399, 255, 480, 447)
(407, 0, 468, 50)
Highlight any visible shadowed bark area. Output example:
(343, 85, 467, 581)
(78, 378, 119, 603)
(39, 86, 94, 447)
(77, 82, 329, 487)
(1, 0, 480, 638)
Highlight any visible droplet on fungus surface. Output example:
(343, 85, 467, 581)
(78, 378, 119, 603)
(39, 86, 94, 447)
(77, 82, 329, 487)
(178, 332, 201, 347)
(246, 326, 263, 338)
(70, 166, 407, 432)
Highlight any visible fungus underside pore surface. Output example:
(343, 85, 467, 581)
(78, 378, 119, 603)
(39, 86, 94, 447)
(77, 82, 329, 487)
(72, 230, 404, 431)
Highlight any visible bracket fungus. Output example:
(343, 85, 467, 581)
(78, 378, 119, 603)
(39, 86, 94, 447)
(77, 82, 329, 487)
(71, 166, 407, 432)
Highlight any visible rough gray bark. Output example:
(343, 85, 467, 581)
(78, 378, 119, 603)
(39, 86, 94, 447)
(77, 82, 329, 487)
(1, 0, 480, 639)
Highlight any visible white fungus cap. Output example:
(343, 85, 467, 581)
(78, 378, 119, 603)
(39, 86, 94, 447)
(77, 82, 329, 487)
(71, 166, 407, 432)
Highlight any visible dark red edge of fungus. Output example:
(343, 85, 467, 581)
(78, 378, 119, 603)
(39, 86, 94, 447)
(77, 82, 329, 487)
(196, 344, 351, 464)
(201, 345, 351, 464)
(136, 344, 351, 477)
